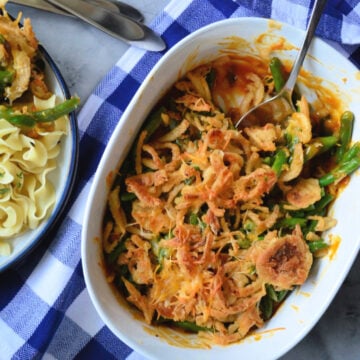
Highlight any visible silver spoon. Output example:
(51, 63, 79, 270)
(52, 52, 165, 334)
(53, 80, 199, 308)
(46, 0, 166, 51)
(235, 0, 327, 128)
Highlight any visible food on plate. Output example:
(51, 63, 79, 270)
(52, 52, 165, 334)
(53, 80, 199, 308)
(0, 3, 79, 256)
(102, 52, 359, 345)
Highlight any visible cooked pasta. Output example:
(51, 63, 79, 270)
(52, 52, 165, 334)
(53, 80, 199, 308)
(0, 95, 67, 245)
(103, 54, 359, 345)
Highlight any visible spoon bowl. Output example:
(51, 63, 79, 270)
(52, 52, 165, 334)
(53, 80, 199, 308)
(235, 0, 327, 128)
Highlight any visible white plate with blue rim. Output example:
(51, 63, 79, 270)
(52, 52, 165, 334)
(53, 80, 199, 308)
(0, 44, 79, 273)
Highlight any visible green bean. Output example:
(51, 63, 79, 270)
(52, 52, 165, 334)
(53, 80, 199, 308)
(238, 237, 251, 249)
(2, 113, 36, 127)
(120, 192, 137, 202)
(260, 294, 273, 320)
(304, 136, 338, 162)
(263, 156, 272, 166)
(266, 284, 288, 302)
(158, 247, 169, 265)
(174, 321, 210, 333)
(0, 70, 14, 86)
(107, 240, 127, 264)
(276, 217, 307, 229)
(305, 193, 334, 216)
(152, 234, 172, 271)
(243, 219, 255, 232)
(269, 57, 286, 93)
(335, 111, 354, 163)
(184, 175, 196, 185)
(188, 212, 206, 230)
(319, 155, 360, 187)
(0, 97, 80, 128)
(31, 97, 80, 122)
(297, 193, 334, 216)
(271, 148, 288, 176)
(205, 68, 216, 90)
(288, 209, 305, 218)
(266, 284, 278, 302)
(117, 265, 132, 284)
(189, 213, 198, 225)
(270, 57, 301, 106)
(301, 219, 319, 238)
(260, 284, 289, 320)
(341, 141, 360, 163)
(319, 141, 360, 187)
(276, 289, 288, 302)
(156, 318, 211, 333)
(143, 106, 165, 141)
(308, 240, 328, 253)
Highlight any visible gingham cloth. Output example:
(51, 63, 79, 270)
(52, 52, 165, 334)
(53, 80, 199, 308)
(1, 0, 359, 359)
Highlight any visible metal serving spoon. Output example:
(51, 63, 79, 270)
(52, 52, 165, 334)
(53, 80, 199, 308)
(45, 0, 166, 51)
(235, 0, 327, 128)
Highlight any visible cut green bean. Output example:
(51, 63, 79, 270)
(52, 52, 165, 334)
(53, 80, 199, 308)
(319, 141, 360, 187)
(335, 111, 354, 163)
(0, 70, 14, 87)
(206, 68, 216, 90)
(260, 294, 273, 320)
(2, 113, 36, 127)
(266, 284, 288, 302)
(120, 192, 137, 202)
(308, 240, 328, 253)
(298, 193, 334, 216)
(276, 217, 308, 229)
(269, 57, 286, 93)
(304, 136, 338, 162)
(158, 247, 170, 265)
(266, 284, 278, 302)
(276, 289, 288, 302)
(184, 175, 196, 185)
(143, 106, 165, 141)
(319, 156, 360, 186)
(238, 237, 251, 249)
(0, 97, 80, 128)
(309, 193, 334, 214)
(189, 213, 198, 225)
(341, 141, 360, 163)
(174, 320, 210, 332)
(107, 240, 127, 264)
(156, 318, 211, 333)
(31, 97, 80, 122)
(271, 148, 288, 176)
(263, 156, 272, 166)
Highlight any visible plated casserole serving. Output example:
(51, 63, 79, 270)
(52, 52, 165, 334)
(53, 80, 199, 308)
(0, 2, 78, 259)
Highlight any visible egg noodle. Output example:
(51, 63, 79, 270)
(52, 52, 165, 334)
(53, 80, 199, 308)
(0, 96, 67, 255)
(103, 54, 359, 345)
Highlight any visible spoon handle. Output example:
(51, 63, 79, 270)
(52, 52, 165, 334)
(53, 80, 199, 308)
(46, 0, 166, 51)
(284, 0, 327, 93)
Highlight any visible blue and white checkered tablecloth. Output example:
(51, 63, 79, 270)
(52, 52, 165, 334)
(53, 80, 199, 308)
(1, 0, 359, 359)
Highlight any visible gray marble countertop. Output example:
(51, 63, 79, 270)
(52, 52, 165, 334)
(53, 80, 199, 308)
(7, 1, 360, 359)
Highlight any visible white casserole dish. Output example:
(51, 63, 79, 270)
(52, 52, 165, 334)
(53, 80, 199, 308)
(81, 17, 360, 359)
